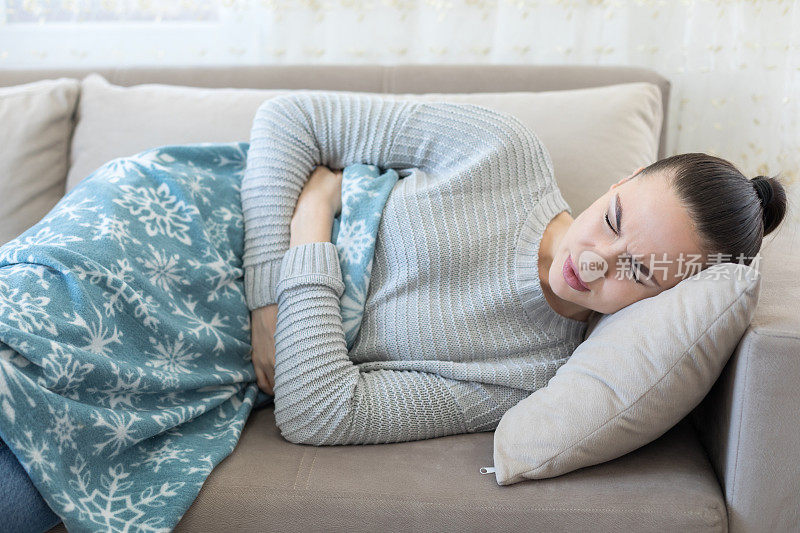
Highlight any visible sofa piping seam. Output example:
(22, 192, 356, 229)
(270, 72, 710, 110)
(216, 488, 722, 520)
(729, 328, 755, 511)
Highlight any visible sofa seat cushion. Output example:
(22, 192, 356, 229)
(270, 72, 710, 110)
(167, 406, 725, 532)
(46, 406, 726, 532)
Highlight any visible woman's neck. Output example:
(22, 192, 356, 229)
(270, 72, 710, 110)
(538, 211, 593, 323)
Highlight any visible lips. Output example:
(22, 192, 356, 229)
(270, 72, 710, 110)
(563, 254, 590, 292)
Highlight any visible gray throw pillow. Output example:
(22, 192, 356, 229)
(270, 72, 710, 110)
(489, 261, 761, 485)
(0, 78, 79, 246)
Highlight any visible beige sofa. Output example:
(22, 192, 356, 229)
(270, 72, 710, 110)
(1, 65, 797, 532)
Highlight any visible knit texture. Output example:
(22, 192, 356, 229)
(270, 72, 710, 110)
(241, 91, 589, 445)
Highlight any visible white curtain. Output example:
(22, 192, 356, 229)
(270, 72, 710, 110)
(2, 0, 798, 241)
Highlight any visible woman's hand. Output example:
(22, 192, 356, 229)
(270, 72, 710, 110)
(251, 166, 340, 394)
(289, 165, 340, 248)
(250, 304, 278, 395)
(298, 165, 343, 217)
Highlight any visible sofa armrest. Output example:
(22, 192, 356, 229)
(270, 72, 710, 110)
(690, 233, 800, 533)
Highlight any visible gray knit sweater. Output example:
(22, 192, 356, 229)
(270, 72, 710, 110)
(241, 91, 588, 446)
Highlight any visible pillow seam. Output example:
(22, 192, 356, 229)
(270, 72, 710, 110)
(0, 79, 76, 98)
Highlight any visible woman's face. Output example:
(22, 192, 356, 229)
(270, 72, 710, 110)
(548, 169, 707, 315)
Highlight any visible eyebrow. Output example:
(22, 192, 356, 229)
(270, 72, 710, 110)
(615, 192, 661, 288)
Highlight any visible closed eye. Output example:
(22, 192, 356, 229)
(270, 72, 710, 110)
(605, 212, 617, 235)
(605, 211, 644, 285)
(630, 264, 645, 285)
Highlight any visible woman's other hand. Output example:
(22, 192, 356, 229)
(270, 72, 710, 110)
(298, 165, 343, 217)
(250, 304, 278, 395)
(289, 165, 340, 248)
(255, 166, 340, 395)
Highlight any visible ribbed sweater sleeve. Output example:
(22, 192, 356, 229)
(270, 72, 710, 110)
(244, 90, 562, 445)
(241, 90, 541, 310)
(241, 91, 416, 310)
(273, 241, 533, 445)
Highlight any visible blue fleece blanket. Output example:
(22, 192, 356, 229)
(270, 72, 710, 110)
(0, 143, 396, 532)
(333, 163, 398, 348)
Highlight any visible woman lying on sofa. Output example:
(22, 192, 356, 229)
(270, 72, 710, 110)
(244, 91, 788, 446)
(0, 90, 789, 532)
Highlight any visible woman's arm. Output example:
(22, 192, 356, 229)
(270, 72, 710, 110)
(241, 91, 545, 311)
(250, 303, 277, 394)
(250, 166, 342, 395)
(288, 165, 342, 247)
(241, 91, 415, 310)
(274, 238, 532, 445)
(272, 187, 532, 445)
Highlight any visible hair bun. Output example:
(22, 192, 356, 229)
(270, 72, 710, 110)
(752, 176, 774, 210)
(751, 175, 788, 236)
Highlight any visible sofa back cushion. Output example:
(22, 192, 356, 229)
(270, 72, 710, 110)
(0, 78, 79, 247)
(66, 73, 663, 217)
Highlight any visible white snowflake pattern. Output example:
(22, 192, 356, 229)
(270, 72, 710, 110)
(0, 263, 53, 291)
(183, 453, 215, 478)
(196, 388, 254, 445)
(63, 303, 123, 357)
(45, 402, 83, 455)
(342, 172, 382, 208)
(135, 243, 190, 294)
(195, 383, 241, 404)
(149, 368, 180, 390)
(0, 145, 260, 532)
(208, 364, 252, 386)
(80, 213, 143, 249)
(0, 344, 39, 424)
(40, 341, 96, 400)
(211, 205, 242, 228)
(211, 147, 246, 169)
(145, 331, 203, 375)
(0, 274, 57, 335)
(50, 453, 183, 532)
(336, 218, 374, 265)
(91, 409, 143, 457)
(93, 156, 149, 183)
(340, 270, 369, 341)
(45, 197, 101, 222)
(9, 429, 57, 483)
(130, 437, 193, 474)
(112, 182, 200, 246)
(71, 258, 131, 290)
(129, 149, 177, 174)
(200, 245, 242, 275)
(70, 259, 161, 328)
(149, 403, 208, 433)
(167, 294, 230, 354)
(186, 255, 240, 303)
(85, 361, 148, 410)
(179, 160, 217, 206)
(0, 226, 83, 264)
(153, 389, 184, 408)
(204, 216, 230, 250)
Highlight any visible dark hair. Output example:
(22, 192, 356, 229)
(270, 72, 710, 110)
(636, 153, 789, 267)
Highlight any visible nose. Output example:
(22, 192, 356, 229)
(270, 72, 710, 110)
(580, 240, 629, 284)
